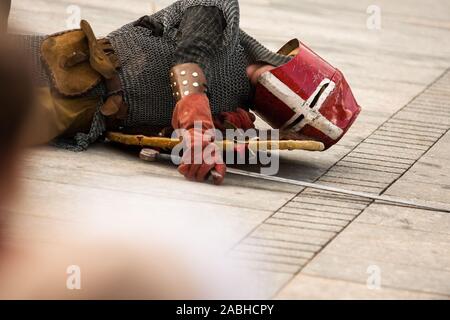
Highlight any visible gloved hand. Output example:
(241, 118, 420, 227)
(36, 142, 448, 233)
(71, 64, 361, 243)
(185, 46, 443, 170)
(213, 108, 256, 132)
(172, 93, 226, 185)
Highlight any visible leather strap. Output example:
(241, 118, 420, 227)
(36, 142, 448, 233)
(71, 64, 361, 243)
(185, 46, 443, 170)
(101, 74, 128, 120)
(80, 20, 117, 80)
(79, 20, 128, 121)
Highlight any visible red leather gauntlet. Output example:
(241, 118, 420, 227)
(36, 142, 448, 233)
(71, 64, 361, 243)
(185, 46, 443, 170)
(172, 93, 226, 185)
(214, 108, 256, 132)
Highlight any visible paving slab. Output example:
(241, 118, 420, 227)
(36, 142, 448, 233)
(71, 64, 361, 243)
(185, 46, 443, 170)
(357, 204, 450, 235)
(278, 130, 450, 298)
(299, 251, 450, 297)
(277, 275, 448, 300)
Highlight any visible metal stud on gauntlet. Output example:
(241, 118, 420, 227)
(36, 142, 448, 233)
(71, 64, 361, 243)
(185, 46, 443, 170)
(170, 63, 207, 102)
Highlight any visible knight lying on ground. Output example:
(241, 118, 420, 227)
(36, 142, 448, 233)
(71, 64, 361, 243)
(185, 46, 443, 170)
(8, 0, 361, 185)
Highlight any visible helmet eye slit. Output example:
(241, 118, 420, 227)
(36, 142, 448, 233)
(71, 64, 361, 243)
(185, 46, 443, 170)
(309, 83, 329, 109)
(286, 114, 305, 130)
(285, 82, 329, 130)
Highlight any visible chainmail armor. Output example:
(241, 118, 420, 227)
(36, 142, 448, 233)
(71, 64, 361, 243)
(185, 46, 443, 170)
(108, 22, 253, 128)
(108, 0, 291, 129)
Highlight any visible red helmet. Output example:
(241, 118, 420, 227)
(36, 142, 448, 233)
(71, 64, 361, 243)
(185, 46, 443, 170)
(253, 39, 361, 149)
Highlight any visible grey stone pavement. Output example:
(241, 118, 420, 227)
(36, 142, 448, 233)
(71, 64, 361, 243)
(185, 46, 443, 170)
(4, 0, 450, 299)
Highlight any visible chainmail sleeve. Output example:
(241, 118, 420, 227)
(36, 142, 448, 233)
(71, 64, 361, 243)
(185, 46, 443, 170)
(173, 5, 227, 75)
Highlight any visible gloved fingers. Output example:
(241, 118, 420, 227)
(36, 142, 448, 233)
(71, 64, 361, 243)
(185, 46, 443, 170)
(223, 113, 241, 129)
(212, 163, 227, 185)
(180, 143, 210, 166)
(180, 143, 225, 183)
(178, 163, 201, 181)
(236, 108, 247, 117)
(195, 162, 216, 182)
(208, 149, 226, 185)
(236, 108, 256, 123)
(186, 163, 201, 181)
(180, 130, 212, 148)
(178, 163, 189, 176)
(218, 109, 256, 131)
(236, 109, 256, 129)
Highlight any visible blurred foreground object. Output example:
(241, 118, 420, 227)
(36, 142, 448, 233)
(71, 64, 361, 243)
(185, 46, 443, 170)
(0, 228, 207, 299)
(0, 0, 11, 32)
(0, 215, 249, 299)
(0, 34, 33, 205)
